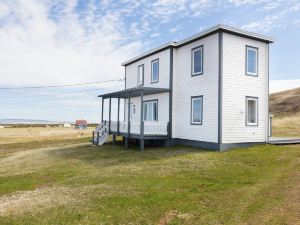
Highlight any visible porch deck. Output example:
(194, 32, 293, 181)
(268, 137, 300, 145)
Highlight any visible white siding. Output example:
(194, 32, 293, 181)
(222, 33, 268, 143)
(124, 93, 169, 123)
(125, 49, 170, 89)
(172, 33, 219, 143)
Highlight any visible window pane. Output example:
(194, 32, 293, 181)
(143, 101, 157, 121)
(152, 61, 159, 81)
(192, 98, 202, 123)
(247, 99, 256, 123)
(247, 48, 257, 74)
(193, 49, 202, 74)
(138, 66, 143, 85)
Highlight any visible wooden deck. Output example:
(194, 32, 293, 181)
(268, 137, 300, 145)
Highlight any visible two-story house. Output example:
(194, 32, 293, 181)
(95, 24, 275, 151)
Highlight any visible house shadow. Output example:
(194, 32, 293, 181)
(47, 140, 214, 170)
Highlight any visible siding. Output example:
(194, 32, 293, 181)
(124, 93, 169, 123)
(172, 33, 219, 143)
(222, 33, 268, 143)
(125, 49, 170, 89)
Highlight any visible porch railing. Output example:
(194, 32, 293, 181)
(109, 121, 168, 136)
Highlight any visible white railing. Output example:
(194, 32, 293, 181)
(144, 122, 168, 135)
(93, 121, 109, 145)
(108, 120, 168, 136)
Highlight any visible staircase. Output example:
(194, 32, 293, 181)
(93, 121, 109, 145)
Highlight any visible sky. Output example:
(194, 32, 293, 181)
(0, 0, 300, 122)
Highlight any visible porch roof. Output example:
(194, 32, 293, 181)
(98, 87, 170, 99)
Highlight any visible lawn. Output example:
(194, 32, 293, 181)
(0, 139, 300, 224)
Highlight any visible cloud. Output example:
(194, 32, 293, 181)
(0, 0, 141, 87)
(270, 79, 300, 93)
(241, 1, 300, 32)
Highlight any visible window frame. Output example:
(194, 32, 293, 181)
(137, 64, 144, 86)
(151, 58, 159, 83)
(245, 96, 258, 126)
(143, 99, 158, 122)
(246, 46, 258, 76)
(191, 96, 203, 125)
(191, 45, 204, 76)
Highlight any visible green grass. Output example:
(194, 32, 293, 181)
(0, 142, 300, 224)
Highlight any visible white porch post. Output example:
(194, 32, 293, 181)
(140, 90, 144, 151)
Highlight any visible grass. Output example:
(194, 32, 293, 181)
(0, 140, 300, 224)
(0, 127, 94, 144)
(272, 112, 300, 137)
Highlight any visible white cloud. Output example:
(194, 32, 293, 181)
(270, 79, 300, 93)
(0, 0, 141, 87)
(150, 32, 160, 38)
(228, 0, 269, 6)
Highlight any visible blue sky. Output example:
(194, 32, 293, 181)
(0, 0, 300, 122)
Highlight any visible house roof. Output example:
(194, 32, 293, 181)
(98, 87, 170, 99)
(121, 24, 275, 66)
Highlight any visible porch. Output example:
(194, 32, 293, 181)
(96, 87, 171, 150)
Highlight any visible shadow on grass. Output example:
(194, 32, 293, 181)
(48, 140, 214, 169)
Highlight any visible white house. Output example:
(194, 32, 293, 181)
(95, 24, 275, 151)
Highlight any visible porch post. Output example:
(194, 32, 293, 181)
(108, 97, 111, 133)
(117, 95, 120, 135)
(140, 90, 144, 151)
(127, 93, 131, 136)
(125, 93, 131, 149)
(101, 97, 104, 123)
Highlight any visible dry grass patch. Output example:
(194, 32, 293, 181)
(272, 113, 300, 137)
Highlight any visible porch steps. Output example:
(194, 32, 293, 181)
(92, 122, 109, 145)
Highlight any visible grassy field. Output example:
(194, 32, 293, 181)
(272, 113, 300, 137)
(0, 127, 94, 144)
(270, 87, 300, 137)
(0, 129, 300, 224)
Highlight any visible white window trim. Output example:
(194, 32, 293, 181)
(191, 46, 203, 76)
(137, 64, 144, 86)
(151, 59, 159, 83)
(246, 96, 258, 126)
(191, 96, 203, 125)
(246, 46, 258, 76)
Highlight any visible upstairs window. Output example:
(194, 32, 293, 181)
(143, 100, 158, 121)
(191, 96, 203, 125)
(151, 59, 159, 83)
(246, 46, 258, 76)
(137, 65, 144, 86)
(192, 46, 203, 76)
(246, 97, 258, 126)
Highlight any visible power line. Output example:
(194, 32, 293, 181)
(0, 78, 124, 90)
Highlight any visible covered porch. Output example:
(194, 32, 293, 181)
(98, 87, 170, 150)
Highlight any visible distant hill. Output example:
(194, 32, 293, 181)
(0, 119, 63, 125)
(270, 87, 300, 116)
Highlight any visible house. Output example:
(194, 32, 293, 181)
(96, 24, 275, 151)
(75, 120, 87, 129)
(63, 122, 72, 128)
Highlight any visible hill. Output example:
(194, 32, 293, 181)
(270, 87, 300, 137)
(270, 87, 300, 116)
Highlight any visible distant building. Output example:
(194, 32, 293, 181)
(63, 123, 72, 128)
(75, 120, 87, 129)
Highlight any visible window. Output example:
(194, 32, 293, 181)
(137, 65, 144, 86)
(143, 100, 158, 121)
(246, 46, 258, 76)
(191, 46, 203, 76)
(246, 97, 258, 126)
(191, 96, 203, 125)
(151, 59, 159, 83)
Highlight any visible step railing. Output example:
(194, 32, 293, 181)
(92, 121, 109, 145)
